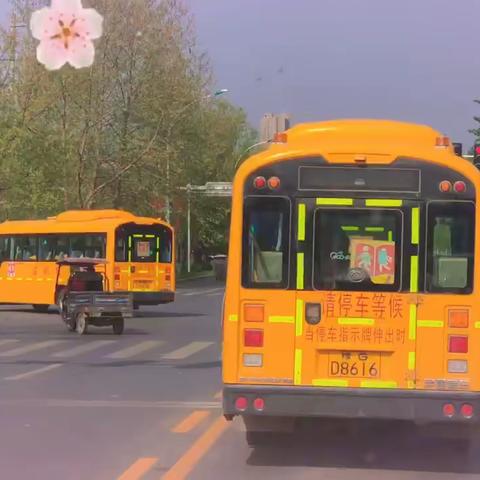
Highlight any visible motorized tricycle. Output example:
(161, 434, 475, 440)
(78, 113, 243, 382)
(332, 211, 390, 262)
(56, 258, 133, 335)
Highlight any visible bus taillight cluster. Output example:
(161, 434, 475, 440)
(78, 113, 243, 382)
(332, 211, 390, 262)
(438, 180, 466, 193)
(253, 176, 281, 190)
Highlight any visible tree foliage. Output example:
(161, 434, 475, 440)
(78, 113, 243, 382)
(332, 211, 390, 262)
(0, 0, 256, 266)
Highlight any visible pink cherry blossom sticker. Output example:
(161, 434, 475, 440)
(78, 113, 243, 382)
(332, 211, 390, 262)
(30, 0, 103, 71)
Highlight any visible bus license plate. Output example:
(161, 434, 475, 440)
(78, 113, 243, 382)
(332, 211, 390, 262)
(329, 352, 380, 378)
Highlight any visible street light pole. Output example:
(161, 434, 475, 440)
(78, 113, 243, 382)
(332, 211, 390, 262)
(164, 89, 229, 223)
(187, 184, 191, 273)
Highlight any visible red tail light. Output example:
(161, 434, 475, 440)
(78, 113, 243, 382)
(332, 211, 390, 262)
(235, 396, 248, 412)
(449, 336, 468, 353)
(253, 397, 265, 412)
(461, 404, 474, 419)
(114, 274, 120, 281)
(165, 265, 171, 281)
(454, 181, 466, 193)
(253, 176, 267, 189)
(443, 403, 455, 418)
(244, 329, 264, 347)
(70, 279, 86, 291)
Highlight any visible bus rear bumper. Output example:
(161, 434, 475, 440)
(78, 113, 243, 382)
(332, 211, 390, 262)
(132, 291, 175, 305)
(223, 385, 480, 423)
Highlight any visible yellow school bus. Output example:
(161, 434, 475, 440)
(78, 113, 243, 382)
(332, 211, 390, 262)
(222, 119, 480, 445)
(0, 209, 175, 311)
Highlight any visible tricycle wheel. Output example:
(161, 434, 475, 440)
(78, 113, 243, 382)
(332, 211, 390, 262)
(66, 321, 76, 332)
(75, 312, 89, 335)
(112, 317, 124, 335)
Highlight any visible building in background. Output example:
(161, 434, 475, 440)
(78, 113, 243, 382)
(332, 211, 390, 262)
(260, 113, 291, 142)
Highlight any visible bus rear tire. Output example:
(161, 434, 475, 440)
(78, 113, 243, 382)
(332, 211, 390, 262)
(112, 317, 124, 335)
(32, 304, 49, 313)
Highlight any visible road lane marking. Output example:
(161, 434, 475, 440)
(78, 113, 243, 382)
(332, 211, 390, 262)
(117, 457, 158, 480)
(0, 399, 221, 409)
(162, 341, 213, 360)
(206, 292, 223, 297)
(52, 340, 117, 358)
(172, 410, 210, 434)
(4, 363, 63, 381)
(105, 340, 163, 359)
(162, 417, 230, 480)
(0, 340, 64, 357)
(182, 288, 224, 297)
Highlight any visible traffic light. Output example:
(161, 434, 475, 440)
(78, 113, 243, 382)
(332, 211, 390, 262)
(474, 139, 480, 167)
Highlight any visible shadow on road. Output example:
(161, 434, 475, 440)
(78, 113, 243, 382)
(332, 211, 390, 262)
(247, 419, 480, 474)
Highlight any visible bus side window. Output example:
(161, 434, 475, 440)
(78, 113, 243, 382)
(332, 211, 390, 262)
(242, 197, 290, 288)
(427, 202, 474, 293)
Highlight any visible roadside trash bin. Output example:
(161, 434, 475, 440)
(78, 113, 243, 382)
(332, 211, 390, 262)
(211, 255, 227, 281)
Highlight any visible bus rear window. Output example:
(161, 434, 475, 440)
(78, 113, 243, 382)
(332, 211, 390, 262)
(242, 197, 290, 289)
(426, 202, 474, 293)
(314, 209, 402, 291)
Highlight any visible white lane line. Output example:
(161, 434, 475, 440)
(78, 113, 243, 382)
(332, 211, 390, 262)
(4, 363, 63, 381)
(0, 340, 64, 357)
(162, 341, 214, 360)
(206, 292, 223, 297)
(0, 339, 20, 348)
(183, 288, 224, 297)
(52, 340, 117, 358)
(104, 340, 163, 359)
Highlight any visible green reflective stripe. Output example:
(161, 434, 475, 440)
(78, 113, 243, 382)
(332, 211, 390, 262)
(133, 234, 144, 238)
(269, 316, 295, 324)
(128, 237, 132, 248)
(410, 256, 419, 293)
(475, 321, 480, 329)
(361, 380, 398, 389)
(388, 230, 393, 241)
(409, 305, 417, 340)
(296, 253, 304, 290)
(228, 314, 238, 322)
(145, 234, 155, 238)
(341, 226, 360, 232)
(128, 237, 132, 262)
(298, 204, 306, 241)
(411, 208, 420, 245)
(418, 320, 444, 328)
(294, 349, 302, 385)
(338, 317, 374, 326)
(365, 227, 385, 232)
(316, 198, 353, 206)
(296, 299, 304, 337)
(365, 199, 403, 207)
(313, 379, 348, 387)
(408, 351, 416, 370)
(156, 237, 160, 262)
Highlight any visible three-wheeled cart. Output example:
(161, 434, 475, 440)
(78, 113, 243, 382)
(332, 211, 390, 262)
(56, 258, 133, 335)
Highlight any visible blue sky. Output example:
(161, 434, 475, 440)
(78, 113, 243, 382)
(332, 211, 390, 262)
(3, 0, 480, 146)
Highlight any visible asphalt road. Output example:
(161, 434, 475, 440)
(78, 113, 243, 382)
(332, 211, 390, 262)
(0, 277, 479, 480)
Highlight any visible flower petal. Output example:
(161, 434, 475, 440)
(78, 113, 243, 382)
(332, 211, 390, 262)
(37, 39, 69, 71)
(78, 8, 103, 40)
(67, 39, 95, 69)
(51, 0, 83, 13)
(30, 7, 52, 40)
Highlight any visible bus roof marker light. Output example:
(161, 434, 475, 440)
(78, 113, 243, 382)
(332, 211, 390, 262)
(272, 132, 288, 143)
(454, 181, 466, 193)
(253, 176, 266, 189)
(439, 180, 452, 193)
(435, 136, 451, 147)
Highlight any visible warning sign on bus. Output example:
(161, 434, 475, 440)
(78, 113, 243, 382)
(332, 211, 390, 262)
(350, 239, 395, 285)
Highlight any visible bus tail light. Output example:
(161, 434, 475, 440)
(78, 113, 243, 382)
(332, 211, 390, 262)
(454, 181, 467, 193)
(253, 398, 265, 412)
(305, 303, 321, 325)
(439, 180, 452, 193)
(244, 329, 264, 347)
(448, 359, 468, 373)
(267, 176, 281, 190)
(114, 273, 120, 281)
(461, 404, 474, 419)
(244, 304, 264, 322)
(253, 176, 266, 189)
(443, 403, 455, 418)
(448, 309, 469, 328)
(165, 266, 171, 281)
(448, 336, 468, 353)
(235, 396, 248, 412)
(243, 353, 263, 367)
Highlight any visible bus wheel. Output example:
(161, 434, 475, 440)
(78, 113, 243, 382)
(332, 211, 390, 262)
(32, 304, 49, 313)
(112, 317, 124, 335)
(75, 312, 89, 335)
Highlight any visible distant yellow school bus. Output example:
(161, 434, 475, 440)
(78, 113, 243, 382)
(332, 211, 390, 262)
(0, 209, 175, 311)
(222, 119, 480, 445)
